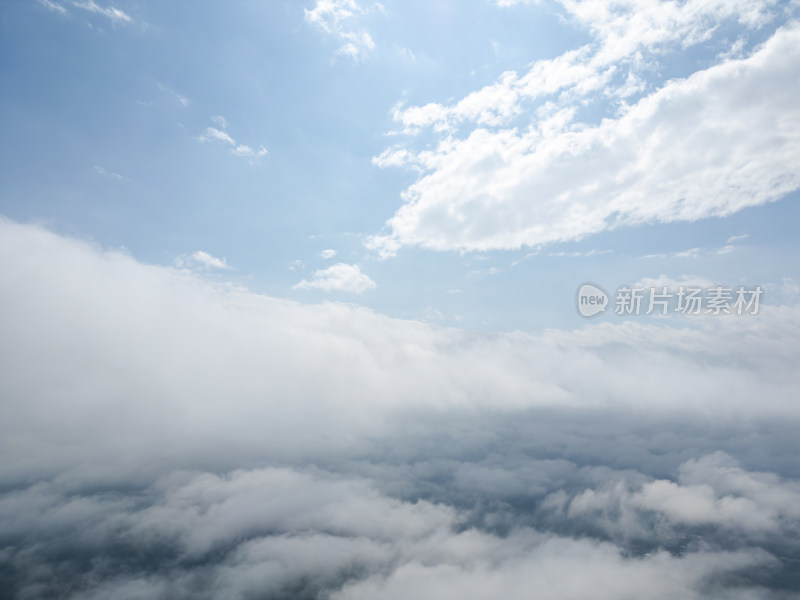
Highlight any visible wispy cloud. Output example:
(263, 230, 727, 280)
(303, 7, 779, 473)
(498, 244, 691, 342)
(641, 247, 701, 260)
(157, 83, 190, 107)
(635, 274, 717, 290)
(174, 250, 231, 270)
(764, 276, 800, 304)
(72, 0, 133, 25)
(40, 0, 138, 27)
(305, 0, 376, 61)
(196, 116, 268, 163)
(320, 249, 338, 259)
(38, 0, 69, 16)
(727, 233, 750, 244)
(93, 165, 125, 181)
(232, 144, 269, 158)
(293, 262, 376, 293)
(548, 249, 612, 258)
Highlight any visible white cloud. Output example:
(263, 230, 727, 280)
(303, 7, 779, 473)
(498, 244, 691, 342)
(174, 250, 231, 270)
(196, 116, 268, 162)
(393, 44, 417, 63)
(335, 31, 375, 59)
(333, 542, 773, 600)
(763, 276, 800, 304)
(305, 0, 376, 60)
(157, 83, 190, 107)
(635, 274, 716, 290)
(564, 451, 800, 540)
(38, 0, 69, 16)
(304, 0, 361, 33)
(293, 262, 376, 293)
(549, 249, 611, 258)
(198, 126, 235, 146)
(390, 0, 781, 135)
(93, 165, 125, 181)
(727, 233, 750, 243)
(320, 249, 338, 259)
(372, 146, 415, 169)
(3, 457, 785, 599)
(39, 0, 137, 25)
(674, 248, 701, 259)
(3, 218, 800, 463)
(232, 144, 268, 158)
(641, 247, 700, 259)
(370, 5, 800, 256)
(71, 0, 132, 25)
(468, 266, 501, 278)
(2, 219, 800, 598)
(632, 453, 800, 535)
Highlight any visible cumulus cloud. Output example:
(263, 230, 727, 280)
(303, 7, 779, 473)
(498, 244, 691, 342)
(1, 218, 800, 597)
(320, 248, 338, 259)
(293, 262, 376, 293)
(564, 451, 800, 537)
(370, 3, 800, 256)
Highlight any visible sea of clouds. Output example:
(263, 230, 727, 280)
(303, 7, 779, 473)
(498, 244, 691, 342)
(1, 218, 799, 599)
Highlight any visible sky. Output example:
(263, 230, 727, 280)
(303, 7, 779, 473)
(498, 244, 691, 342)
(1, 0, 800, 598)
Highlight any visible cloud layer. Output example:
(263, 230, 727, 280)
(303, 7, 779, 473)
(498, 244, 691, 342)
(1, 218, 800, 598)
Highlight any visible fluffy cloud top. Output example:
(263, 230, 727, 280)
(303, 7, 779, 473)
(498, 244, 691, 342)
(369, 4, 800, 255)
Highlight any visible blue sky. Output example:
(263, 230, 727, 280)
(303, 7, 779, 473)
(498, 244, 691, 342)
(2, 0, 799, 331)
